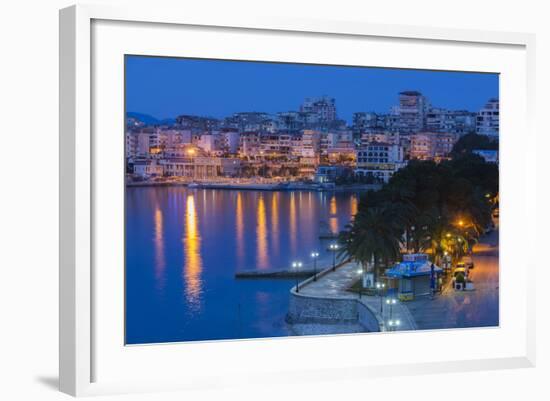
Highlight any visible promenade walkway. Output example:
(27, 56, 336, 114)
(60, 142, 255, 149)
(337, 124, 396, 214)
(405, 227, 499, 329)
(298, 261, 417, 332)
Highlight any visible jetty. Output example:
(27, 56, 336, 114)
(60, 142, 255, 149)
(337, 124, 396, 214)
(235, 269, 317, 279)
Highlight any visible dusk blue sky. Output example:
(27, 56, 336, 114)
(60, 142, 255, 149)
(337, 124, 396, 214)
(125, 55, 499, 124)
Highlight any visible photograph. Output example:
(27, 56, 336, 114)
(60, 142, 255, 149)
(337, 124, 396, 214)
(124, 55, 499, 344)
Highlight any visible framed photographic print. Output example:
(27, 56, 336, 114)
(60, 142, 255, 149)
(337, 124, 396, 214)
(60, 4, 536, 396)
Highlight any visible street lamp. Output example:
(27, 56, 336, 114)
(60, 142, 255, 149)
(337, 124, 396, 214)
(357, 268, 363, 298)
(292, 261, 303, 293)
(385, 298, 397, 320)
(387, 319, 401, 332)
(311, 252, 319, 281)
(376, 282, 386, 314)
(329, 243, 339, 271)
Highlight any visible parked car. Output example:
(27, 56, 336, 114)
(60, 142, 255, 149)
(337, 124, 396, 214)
(452, 266, 467, 289)
(452, 263, 468, 290)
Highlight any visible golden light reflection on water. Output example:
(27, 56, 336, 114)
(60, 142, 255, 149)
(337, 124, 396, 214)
(329, 195, 339, 234)
(271, 193, 280, 255)
(256, 194, 269, 269)
(153, 207, 165, 290)
(183, 194, 203, 311)
(289, 192, 297, 254)
(235, 192, 244, 264)
(303, 192, 315, 242)
(350, 194, 358, 218)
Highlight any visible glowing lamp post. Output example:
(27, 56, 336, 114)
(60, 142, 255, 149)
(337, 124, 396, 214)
(385, 298, 397, 320)
(376, 282, 386, 314)
(329, 243, 339, 271)
(292, 261, 303, 293)
(310, 252, 319, 281)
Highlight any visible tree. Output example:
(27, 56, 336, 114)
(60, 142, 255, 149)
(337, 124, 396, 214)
(338, 205, 402, 285)
(342, 147, 498, 284)
(450, 133, 498, 155)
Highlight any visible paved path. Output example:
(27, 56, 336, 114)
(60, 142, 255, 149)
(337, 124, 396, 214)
(404, 225, 499, 330)
(298, 261, 361, 299)
(298, 261, 416, 332)
(295, 222, 498, 332)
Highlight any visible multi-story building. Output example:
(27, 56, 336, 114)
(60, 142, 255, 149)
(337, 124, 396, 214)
(159, 156, 242, 179)
(157, 129, 191, 147)
(409, 132, 458, 160)
(360, 131, 389, 147)
(239, 131, 261, 157)
(396, 91, 430, 133)
(355, 142, 406, 182)
(223, 112, 272, 133)
(197, 133, 222, 154)
(300, 130, 321, 158)
(125, 128, 159, 159)
(133, 159, 164, 178)
(433, 132, 458, 159)
(259, 132, 293, 157)
(300, 96, 337, 122)
(476, 98, 499, 137)
(327, 145, 356, 164)
(220, 130, 240, 154)
(426, 109, 476, 136)
(352, 112, 380, 135)
(276, 111, 304, 132)
(408, 133, 433, 160)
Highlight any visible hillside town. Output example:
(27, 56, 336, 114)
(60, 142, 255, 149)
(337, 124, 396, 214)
(124, 55, 500, 342)
(126, 91, 499, 187)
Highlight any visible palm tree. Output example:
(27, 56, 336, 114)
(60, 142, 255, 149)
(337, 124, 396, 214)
(338, 205, 402, 286)
(422, 217, 469, 265)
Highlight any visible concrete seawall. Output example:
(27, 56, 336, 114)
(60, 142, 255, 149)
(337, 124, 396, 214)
(286, 262, 381, 332)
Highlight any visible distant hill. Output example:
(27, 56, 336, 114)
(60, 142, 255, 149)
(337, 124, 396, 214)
(127, 112, 175, 126)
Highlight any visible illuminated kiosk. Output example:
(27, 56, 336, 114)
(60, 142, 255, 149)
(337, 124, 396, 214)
(385, 254, 442, 301)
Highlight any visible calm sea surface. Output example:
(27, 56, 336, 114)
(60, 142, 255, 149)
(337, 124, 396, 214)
(126, 187, 358, 344)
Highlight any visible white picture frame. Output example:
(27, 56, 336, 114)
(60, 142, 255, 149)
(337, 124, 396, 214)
(59, 3, 536, 397)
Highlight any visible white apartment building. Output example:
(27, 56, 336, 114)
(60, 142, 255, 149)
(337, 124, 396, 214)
(476, 98, 499, 137)
(355, 142, 406, 182)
